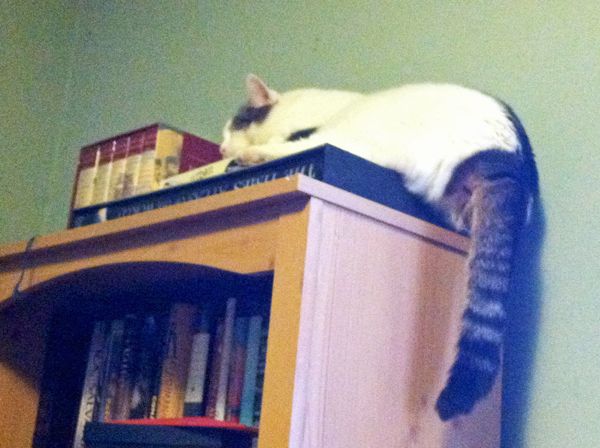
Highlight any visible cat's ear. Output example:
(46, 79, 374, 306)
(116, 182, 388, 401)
(246, 74, 279, 107)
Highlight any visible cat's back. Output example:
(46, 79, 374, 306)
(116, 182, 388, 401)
(324, 83, 520, 158)
(345, 83, 512, 127)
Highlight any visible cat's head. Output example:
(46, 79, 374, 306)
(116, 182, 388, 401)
(220, 74, 283, 158)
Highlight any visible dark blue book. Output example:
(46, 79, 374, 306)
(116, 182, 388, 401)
(83, 422, 253, 448)
(70, 145, 445, 229)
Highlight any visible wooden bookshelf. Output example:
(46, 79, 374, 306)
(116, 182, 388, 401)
(0, 174, 500, 447)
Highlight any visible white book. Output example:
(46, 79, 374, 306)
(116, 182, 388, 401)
(214, 297, 237, 420)
(183, 318, 211, 416)
(72, 321, 108, 448)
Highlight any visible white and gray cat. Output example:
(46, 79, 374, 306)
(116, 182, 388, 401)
(221, 75, 538, 421)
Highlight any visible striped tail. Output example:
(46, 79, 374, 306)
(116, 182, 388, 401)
(436, 175, 528, 421)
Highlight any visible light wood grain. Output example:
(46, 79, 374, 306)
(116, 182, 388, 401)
(0, 177, 306, 261)
(290, 199, 499, 448)
(258, 204, 312, 448)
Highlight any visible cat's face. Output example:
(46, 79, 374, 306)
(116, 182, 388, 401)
(220, 75, 286, 159)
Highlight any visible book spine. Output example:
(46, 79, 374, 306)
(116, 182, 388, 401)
(122, 131, 145, 198)
(90, 141, 116, 205)
(148, 311, 170, 419)
(239, 315, 263, 427)
(183, 311, 211, 416)
(107, 136, 130, 201)
(252, 324, 269, 426)
(205, 321, 224, 419)
(96, 319, 126, 422)
(73, 145, 100, 209)
(135, 125, 159, 195)
(129, 315, 162, 419)
(110, 314, 142, 420)
(225, 317, 249, 422)
(153, 127, 184, 190)
(72, 321, 108, 448)
(156, 303, 198, 418)
(214, 298, 237, 421)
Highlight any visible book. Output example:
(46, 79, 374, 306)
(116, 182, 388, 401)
(239, 315, 263, 427)
(252, 324, 269, 426)
(70, 144, 445, 229)
(90, 141, 116, 205)
(83, 420, 255, 448)
(122, 132, 145, 198)
(107, 136, 130, 201)
(205, 298, 237, 420)
(107, 416, 258, 433)
(72, 321, 109, 448)
(110, 314, 143, 420)
(136, 126, 160, 195)
(183, 312, 211, 416)
(71, 123, 221, 218)
(160, 158, 239, 188)
(130, 315, 164, 419)
(156, 303, 198, 418)
(149, 311, 171, 419)
(84, 422, 223, 448)
(72, 145, 100, 209)
(225, 317, 249, 422)
(97, 319, 126, 422)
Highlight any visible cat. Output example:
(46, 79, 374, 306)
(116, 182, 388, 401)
(220, 74, 538, 421)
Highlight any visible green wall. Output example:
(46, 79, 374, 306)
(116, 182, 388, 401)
(0, 0, 75, 242)
(2, 1, 600, 446)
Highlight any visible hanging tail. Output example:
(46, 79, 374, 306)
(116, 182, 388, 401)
(435, 161, 530, 421)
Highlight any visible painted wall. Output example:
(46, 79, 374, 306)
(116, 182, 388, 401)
(0, 1, 75, 242)
(2, 1, 600, 446)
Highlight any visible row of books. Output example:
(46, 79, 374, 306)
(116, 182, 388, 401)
(71, 123, 221, 209)
(72, 299, 269, 448)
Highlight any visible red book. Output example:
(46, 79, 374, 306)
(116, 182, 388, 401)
(110, 416, 258, 434)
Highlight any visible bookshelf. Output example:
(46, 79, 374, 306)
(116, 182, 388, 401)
(0, 174, 500, 447)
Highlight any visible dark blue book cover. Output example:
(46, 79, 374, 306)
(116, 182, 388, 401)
(70, 145, 444, 229)
(83, 421, 253, 447)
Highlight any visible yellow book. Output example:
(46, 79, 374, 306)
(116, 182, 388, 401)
(156, 303, 198, 418)
(160, 158, 238, 188)
(153, 128, 184, 190)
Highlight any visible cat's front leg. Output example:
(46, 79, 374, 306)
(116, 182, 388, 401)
(236, 138, 323, 166)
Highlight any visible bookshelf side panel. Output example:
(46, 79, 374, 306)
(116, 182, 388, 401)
(290, 199, 500, 448)
(258, 205, 312, 448)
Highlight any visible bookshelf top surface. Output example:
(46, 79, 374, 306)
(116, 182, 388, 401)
(0, 175, 468, 263)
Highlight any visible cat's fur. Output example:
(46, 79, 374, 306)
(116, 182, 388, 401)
(221, 74, 538, 421)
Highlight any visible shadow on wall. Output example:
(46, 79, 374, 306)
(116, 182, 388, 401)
(501, 198, 546, 447)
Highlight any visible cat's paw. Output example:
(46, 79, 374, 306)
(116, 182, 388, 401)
(235, 146, 270, 166)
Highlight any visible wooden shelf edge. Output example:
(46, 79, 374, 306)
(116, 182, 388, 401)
(0, 174, 469, 263)
(0, 177, 308, 262)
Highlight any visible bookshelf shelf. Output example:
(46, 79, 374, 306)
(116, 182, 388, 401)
(0, 174, 499, 448)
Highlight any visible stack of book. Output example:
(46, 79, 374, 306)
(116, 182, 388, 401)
(73, 300, 269, 448)
(70, 144, 447, 229)
(71, 123, 222, 210)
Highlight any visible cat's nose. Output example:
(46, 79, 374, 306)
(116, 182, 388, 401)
(219, 144, 228, 156)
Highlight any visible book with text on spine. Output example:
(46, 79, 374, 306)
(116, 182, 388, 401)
(72, 321, 109, 448)
(156, 303, 198, 419)
(70, 144, 445, 229)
